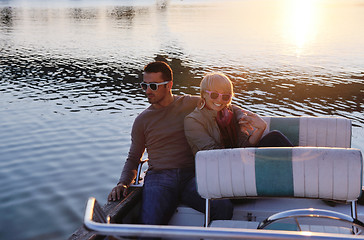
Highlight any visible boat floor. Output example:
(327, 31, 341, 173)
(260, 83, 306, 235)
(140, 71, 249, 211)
(170, 198, 364, 227)
(70, 189, 364, 239)
(165, 198, 364, 239)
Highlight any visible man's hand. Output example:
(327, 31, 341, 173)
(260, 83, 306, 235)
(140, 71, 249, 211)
(108, 183, 128, 201)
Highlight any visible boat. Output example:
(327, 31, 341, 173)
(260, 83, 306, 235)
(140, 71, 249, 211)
(69, 116, 364, 240)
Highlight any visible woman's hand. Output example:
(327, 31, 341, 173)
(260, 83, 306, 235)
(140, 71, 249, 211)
(238, 109, 267, 134)
(238, 110, 267, 146)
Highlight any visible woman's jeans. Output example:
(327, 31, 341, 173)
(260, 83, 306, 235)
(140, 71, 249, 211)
(257, 130, 294, 147)
(141, 168, 233, 225)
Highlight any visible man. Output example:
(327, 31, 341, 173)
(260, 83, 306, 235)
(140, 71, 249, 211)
(108, 61, 232, 225)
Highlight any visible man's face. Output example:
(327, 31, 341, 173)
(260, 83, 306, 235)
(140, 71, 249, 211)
(143, 72, 170, 104)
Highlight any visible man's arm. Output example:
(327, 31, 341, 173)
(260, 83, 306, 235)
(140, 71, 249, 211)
(108, 117, 146, 201)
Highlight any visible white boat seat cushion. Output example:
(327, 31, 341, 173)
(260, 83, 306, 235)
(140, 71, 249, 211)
(195, 147, 362, 201)
(261, 116, 351, 147)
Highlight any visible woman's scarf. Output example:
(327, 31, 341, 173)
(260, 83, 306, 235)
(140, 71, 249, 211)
(216, 107, 238, 148)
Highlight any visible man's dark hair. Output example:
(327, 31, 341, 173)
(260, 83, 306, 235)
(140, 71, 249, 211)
(144, 61, 173, 82)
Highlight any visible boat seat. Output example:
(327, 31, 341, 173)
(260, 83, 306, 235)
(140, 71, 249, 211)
(169, 116, 354, 227)
(210, 220, 259, 229)
(300, 224, 352, 234)
(195, 147, 363, 228)
(261, 116, 351, 147)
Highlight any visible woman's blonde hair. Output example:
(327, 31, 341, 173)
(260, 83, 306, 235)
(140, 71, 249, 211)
(200, 72, 234, 100)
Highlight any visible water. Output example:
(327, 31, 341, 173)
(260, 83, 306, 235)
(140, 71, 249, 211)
(0, 0, 363, 239)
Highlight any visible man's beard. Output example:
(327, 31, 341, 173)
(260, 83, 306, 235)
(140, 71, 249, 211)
(146, 88, 167, 105)
(147, 93, 162, 104)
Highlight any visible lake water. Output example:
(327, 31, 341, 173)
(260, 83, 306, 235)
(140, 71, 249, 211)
(0, 0, 363, 239)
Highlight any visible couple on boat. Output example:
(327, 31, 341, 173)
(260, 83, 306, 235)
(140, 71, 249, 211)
(108, 61, 292, 226)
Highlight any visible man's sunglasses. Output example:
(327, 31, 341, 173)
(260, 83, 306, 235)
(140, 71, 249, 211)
(205, 90, 232, 101)
(140, 81, 170, 91)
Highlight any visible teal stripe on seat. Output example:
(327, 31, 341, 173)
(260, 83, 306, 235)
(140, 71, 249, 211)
(270, 117, 300, 146)
(264, 222, 299, 231)
(255, 148, 294, 197)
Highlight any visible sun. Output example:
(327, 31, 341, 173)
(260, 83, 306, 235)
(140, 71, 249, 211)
(285, 0, 320, 56)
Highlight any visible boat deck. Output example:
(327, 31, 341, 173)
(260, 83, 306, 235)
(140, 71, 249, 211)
(170, 198, 364, 227)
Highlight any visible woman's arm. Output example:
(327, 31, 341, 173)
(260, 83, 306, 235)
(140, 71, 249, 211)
(184, 115, 223, 155)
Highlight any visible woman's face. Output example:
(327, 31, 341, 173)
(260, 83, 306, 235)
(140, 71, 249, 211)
(203, 82, 232, 111)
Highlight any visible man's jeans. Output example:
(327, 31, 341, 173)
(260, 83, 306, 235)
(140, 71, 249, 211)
(141, 168, 233, 225)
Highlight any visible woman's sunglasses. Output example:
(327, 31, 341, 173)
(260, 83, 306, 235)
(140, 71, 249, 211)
(140, 81, 170, 91)
(205, 90, 232, 101)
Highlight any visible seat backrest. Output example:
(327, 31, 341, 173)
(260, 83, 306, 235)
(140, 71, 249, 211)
(196, 147, 362, 201)
(261, 116, 351, 148)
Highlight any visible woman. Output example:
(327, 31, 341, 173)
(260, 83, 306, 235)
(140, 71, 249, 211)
(184, 72, 292, 155)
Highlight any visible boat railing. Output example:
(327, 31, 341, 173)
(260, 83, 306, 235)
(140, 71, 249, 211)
(257, 207, 364, 234)
(84, 197, 364, 240)
(130, 159, 148, 187)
